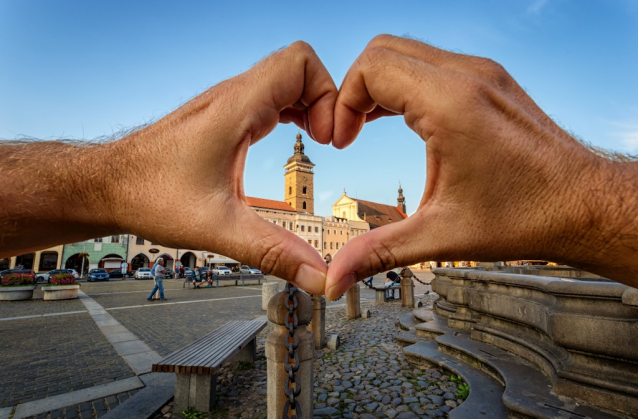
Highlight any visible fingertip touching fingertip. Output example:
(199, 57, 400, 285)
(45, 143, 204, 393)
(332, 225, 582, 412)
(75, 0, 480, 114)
(325, 272, 358, 301)
(294, 263, 326, 295)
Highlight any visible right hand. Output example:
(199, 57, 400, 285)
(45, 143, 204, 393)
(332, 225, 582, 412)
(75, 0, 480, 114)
(325, 35, 636, 299)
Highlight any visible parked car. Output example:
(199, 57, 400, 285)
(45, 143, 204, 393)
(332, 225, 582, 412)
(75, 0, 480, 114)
(240, 265, 262, 275)
(88, 268, 110, 282)
(183, 268, 195, 278)
(135, 268, 153, 280)
(213, 266, 232, 276)
(164, 268, 174, 279)
(67, 269, 80, 279)
(108, 269, 133, 279)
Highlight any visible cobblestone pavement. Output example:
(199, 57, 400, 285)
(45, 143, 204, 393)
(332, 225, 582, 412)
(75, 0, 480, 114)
(0, 293, 85, 318)
(22, 388, 141, 419)
(152, 278, 462, 419)
(0, 313, 135, 408)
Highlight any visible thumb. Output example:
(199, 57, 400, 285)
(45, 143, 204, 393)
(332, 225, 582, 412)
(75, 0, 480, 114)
(228, 206, 327, 295)
(325, 210, 439, 300)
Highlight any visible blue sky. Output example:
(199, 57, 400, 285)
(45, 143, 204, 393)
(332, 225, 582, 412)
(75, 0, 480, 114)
(1, 1, 637, 216)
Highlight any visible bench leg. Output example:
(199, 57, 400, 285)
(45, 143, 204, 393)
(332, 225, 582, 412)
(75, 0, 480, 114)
(231, 337, 256, 363)
(174, 373, 217, 413)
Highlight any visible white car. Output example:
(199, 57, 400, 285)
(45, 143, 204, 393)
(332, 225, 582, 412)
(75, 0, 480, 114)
(212, 266, 232, 276)
(134, 268, 153, 280)
(240, 265, 262, 275)
(67, 269, 80, 279)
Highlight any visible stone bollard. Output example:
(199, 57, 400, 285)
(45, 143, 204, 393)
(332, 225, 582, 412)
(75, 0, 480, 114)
(308, 295, 326, 349)
(401, 268, 415, 308)
(266, 287, 314, 419)
(326, 334, 340, 350)
(346, 283, 361, 318)
(262, 282, 279, 311)
(362, 308, 371, 318)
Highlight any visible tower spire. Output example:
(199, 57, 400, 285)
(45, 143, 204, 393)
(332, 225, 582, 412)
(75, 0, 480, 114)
(397, 181, 406, 213)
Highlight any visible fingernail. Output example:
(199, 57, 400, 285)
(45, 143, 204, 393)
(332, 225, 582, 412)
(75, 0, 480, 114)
(294, 264, 326, 295)
(326, 272, 358, 301)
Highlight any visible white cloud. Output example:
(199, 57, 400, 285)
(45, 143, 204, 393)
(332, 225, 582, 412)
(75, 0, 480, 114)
(527, 0, 549, 14)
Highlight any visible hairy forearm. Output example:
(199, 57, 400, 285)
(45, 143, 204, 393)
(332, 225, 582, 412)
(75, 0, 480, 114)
(0, 140, 120, 256)
(554, 157, 638, 287)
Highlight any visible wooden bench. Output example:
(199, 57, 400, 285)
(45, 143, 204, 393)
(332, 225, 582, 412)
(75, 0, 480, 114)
(214, 273, 265, 287)
(152, 319, 267, 412)
(375, 285, 402, 302)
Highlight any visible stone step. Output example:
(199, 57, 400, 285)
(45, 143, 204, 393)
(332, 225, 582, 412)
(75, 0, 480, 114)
(414, 315, 454, 339)
(398, 312, 418, 331)
(403, 340, 507, 419)
(435, 333, 624, 419)
(395, 330, 420, 347)
(412, 307, 435, 323)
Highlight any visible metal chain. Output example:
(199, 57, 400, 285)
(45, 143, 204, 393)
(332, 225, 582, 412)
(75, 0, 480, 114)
(283, 282, 302, 419)
(361, 279, 390, 292)
(411, 275, 431, 286)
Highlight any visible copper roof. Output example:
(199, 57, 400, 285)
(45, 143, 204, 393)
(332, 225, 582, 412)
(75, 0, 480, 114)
(246, 196, 296, 212)
(354, 199, 408, 229)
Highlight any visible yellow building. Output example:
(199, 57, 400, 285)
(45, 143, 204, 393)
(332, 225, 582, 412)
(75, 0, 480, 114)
(1, 245, 64, 273)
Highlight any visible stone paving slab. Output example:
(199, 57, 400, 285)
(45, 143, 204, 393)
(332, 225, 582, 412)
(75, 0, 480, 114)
(0, 313, 135, 408)
(0, 296, 85, 319)
(13, 377, 144, 419)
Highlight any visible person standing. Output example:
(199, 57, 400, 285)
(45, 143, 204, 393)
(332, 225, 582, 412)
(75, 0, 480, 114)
(121, 260, 128, 278)
(147, 258, 167, 301)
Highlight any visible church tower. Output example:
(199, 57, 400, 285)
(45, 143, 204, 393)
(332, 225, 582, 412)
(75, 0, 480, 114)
(397, 182, 406, 214)
(284, 132, 315, 214)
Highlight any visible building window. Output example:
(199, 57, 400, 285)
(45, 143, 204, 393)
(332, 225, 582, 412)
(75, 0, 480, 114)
(340, 231, 343, 236)
(334, 230, 337, 235)
(314, 240, 318, 248)
(94, 238, 103, 243)
(289, 186, 292, 195)
(330, 242, 333, 249)
(324, 242, 327, 249)
(342, 242, 345, 247)
(343, 211, 346, 218)
(315, 227, 319, 233)
(336, 242, 339, 249)
(303, 186, 307, 194)
(308, 240, 312, 245)
(136, 237, 144, 245)
(282, 221, 286, 229)
(111, 235, 119, 243)
(273, 220, 277, 225)
(290, 224, 293, 231)
(301, 225, 305, 232)
(302, 201, 307, 210)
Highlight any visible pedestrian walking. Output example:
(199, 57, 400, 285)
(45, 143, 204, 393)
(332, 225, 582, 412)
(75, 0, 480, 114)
(147, 258, 167, 301)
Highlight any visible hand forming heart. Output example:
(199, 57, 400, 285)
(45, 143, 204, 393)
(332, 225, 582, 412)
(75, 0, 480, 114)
(2, 35, 637, 294)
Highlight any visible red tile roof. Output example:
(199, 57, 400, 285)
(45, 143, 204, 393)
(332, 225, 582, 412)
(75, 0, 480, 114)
(246, 196, 295, 212)
(353, 199, 408, 229)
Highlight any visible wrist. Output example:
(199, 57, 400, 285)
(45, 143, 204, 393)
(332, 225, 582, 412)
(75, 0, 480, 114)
(551, 154, 638, 284)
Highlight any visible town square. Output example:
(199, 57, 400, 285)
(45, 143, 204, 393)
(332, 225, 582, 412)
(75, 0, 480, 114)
(1, 1, 637, 419)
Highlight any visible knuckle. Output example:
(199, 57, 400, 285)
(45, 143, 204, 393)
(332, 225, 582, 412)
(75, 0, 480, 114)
(367, 240, 398, 274)
(473, 57, 513, 90)
(287, 40, 315, 57)
(255, 236, 287, 275)
(367, 34, 397, 49)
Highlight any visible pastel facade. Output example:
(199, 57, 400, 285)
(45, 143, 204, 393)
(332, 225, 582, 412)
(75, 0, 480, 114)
(1, 245, 64, 273)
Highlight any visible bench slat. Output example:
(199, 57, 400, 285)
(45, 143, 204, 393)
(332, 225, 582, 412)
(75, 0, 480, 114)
(153, 320, 266, 375)
(158, 321, 240, 366)
(168, 322, 256, 370)
(174, 321, 260, 371)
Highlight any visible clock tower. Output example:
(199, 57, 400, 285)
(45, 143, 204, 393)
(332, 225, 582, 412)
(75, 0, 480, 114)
(284, 132, 315, 214)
